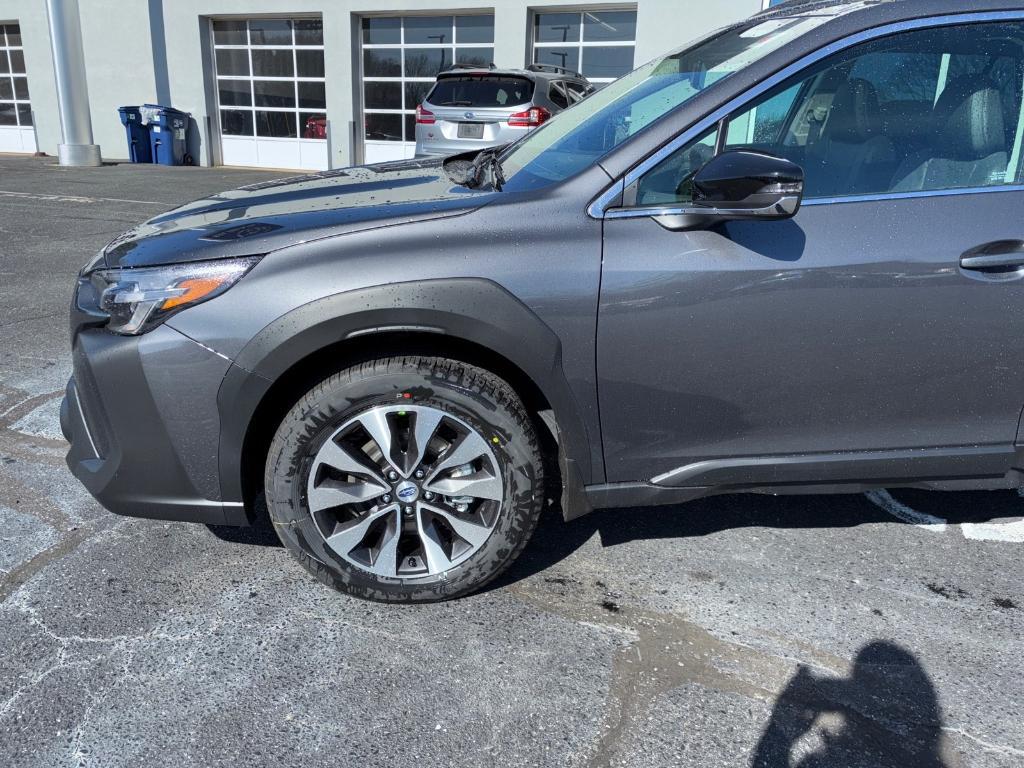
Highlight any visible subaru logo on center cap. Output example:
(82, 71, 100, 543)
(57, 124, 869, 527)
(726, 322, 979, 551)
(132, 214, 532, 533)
(395, 481, 419, 503)
(464, 111, 474, 120)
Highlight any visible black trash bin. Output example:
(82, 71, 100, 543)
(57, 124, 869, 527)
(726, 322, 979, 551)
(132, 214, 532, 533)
(144, 104, 192, 166)
(117, 106, 152, 163)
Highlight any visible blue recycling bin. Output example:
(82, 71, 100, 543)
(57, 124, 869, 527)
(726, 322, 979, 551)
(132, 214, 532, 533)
(144, 104, 192, 166)
(117, 106, 152, 163)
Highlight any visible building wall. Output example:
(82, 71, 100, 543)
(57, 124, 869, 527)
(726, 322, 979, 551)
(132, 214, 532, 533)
(634, 0, 762, 70)
(0, 0, 762, 167)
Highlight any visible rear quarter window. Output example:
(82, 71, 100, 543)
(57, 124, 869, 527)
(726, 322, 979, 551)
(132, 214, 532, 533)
(426, 76, 535, 108)
(549, 81, 569, 109)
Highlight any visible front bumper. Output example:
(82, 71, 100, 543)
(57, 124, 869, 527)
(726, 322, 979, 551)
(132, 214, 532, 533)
(61, 324, 249, 526)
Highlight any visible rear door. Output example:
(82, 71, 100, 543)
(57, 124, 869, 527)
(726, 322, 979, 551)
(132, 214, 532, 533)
(597, 18, 1024, 487)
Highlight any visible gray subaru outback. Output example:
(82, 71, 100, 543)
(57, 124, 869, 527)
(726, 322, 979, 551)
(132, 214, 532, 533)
(64, 0, 1024, 602)
(414, 64, 593, 158)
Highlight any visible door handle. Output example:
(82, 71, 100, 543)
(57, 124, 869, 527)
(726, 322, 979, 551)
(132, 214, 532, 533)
(959, 240, 1024, 270)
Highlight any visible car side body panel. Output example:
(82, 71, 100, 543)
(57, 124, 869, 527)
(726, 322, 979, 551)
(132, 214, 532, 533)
(214, 277, 597, 515)
(598, 192, 1024, 486)
(593, 2, 1024, 496)
(165, 167, 610, 512)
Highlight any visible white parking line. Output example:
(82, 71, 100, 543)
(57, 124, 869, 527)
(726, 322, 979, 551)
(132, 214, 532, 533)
(0, 190, 167, 206)
(961, 520, 1024, 543)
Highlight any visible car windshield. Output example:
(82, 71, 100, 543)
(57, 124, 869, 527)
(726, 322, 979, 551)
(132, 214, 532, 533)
(428, 76, 535, 108)
(499, 15, 832, 190)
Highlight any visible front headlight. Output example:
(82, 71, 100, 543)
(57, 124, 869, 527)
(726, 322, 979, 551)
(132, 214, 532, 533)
(88, 256, 261, 335)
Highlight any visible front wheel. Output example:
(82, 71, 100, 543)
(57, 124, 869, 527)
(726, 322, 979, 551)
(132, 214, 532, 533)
(264, 356, 545, 602)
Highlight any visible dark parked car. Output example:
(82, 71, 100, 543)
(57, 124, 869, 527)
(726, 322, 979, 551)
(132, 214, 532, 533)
(65, 0, 1024, 601)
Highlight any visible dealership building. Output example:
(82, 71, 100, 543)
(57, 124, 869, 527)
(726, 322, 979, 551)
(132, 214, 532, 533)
(0, 1, 768, 171)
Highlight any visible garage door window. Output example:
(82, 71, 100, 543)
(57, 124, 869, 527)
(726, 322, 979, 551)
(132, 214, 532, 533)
(532, 9, 636, 85)
(0, 23, 30, 127)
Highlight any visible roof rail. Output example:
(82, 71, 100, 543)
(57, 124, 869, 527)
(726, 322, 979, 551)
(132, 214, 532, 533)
(526, 63, 585, 79)
(447, 62, 497, 70)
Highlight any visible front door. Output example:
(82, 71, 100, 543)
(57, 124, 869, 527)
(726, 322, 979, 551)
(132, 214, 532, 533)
(597, 19, 1024, 486)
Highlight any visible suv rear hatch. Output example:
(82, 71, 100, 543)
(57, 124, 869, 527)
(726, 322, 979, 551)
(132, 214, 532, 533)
(421, 74, 535, 142)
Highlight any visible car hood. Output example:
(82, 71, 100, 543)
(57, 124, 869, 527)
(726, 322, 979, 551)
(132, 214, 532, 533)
(102, 158, 495, 269)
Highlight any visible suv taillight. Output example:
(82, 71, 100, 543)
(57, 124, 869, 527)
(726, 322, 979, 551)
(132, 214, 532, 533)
(508, 106, 550, 127)
(416, 104, 435, 124)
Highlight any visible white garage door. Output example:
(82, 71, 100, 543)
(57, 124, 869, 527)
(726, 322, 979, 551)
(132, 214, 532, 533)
(212, 18, 327, 171)
(0, 23, 36, 155)
(360, 14, 494, 164)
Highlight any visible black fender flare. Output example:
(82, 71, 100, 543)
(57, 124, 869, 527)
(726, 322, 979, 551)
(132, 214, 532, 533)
(216, 277, 598, 517)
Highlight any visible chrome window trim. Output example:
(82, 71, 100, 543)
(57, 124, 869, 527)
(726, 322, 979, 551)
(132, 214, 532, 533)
(801, 184, 1024, 206)
(586, 177, 624, 219)
(588, 10, 1024, 220)
(600, 204, 682, 220)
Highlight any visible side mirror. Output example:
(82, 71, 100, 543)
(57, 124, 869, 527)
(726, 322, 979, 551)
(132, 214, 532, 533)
(655, 150, 804, 230)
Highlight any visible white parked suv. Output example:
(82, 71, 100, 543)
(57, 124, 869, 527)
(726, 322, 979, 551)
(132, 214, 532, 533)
(414, 63, 593, 157)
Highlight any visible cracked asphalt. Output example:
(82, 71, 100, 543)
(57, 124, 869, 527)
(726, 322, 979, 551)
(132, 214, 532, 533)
(1, 155, 1023, 767)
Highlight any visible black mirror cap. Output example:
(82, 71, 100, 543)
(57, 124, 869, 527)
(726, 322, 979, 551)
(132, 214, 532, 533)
(692, 150, 804, 208)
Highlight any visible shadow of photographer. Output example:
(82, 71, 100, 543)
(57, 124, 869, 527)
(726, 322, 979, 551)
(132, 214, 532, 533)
(751, 641, 954, 768)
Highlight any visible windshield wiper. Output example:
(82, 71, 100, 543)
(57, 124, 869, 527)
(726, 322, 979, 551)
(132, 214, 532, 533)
(440, 100, 474, 106)
(472, 146, 505, 191)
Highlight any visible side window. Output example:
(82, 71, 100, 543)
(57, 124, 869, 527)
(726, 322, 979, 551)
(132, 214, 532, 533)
(632, 21, 1024, 206)
(635, 128, 717, 205)
(724, 82, 803, 149)
(549, 81, 569, 109)
(565, 81, 588, 103)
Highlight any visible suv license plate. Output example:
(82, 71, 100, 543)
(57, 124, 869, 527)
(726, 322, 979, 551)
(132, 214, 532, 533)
(457, 122, 484, 139)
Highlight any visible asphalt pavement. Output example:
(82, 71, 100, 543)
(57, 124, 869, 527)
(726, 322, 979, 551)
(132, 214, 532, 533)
(0, 155, 1021, 768)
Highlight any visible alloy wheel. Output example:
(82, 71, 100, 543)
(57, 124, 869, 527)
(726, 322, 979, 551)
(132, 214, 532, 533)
(305, 404, 504, 579)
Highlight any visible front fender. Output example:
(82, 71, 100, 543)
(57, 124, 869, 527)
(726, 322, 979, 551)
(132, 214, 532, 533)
(216, 277, 597, 514)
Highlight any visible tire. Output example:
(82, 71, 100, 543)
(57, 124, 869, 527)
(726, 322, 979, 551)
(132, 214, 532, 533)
(264, 356, 545, 602)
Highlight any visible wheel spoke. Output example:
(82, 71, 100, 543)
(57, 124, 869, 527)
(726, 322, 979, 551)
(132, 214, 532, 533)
(415, 510, 453, 573)
(422, 502, 493, 548)
(372, 517, 402, 577)
(325, 504, 396, 556)
(425, 471, 503, 501)
(308, 478, 388, 511)
(315, 440, 386, 486)
(357, 408, 399, 474)
(407, 408, 444, 472)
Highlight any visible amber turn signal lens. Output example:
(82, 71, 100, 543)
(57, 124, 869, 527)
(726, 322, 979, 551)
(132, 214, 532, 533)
(161, 277, 231, 310)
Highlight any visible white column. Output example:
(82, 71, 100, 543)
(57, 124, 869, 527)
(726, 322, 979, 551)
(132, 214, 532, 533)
(492, 2, 528, 69)
(45, 0, 101, 165)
